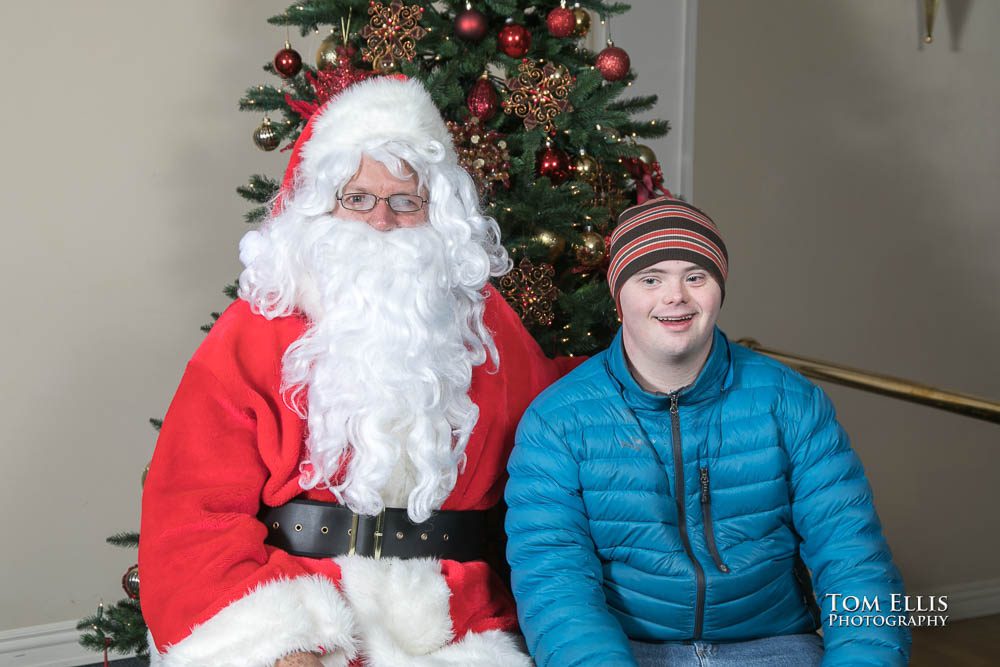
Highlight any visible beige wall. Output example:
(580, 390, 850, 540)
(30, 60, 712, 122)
(695, 0, 999, 594)
(0, 1, 300, 630)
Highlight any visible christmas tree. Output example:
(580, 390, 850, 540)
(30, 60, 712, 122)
(79, 0, 668, 660)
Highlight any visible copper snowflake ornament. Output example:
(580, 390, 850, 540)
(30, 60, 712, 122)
(503, 59, 575, 133)
(499, 257, 558, 327)
(361, 1, 427, 72)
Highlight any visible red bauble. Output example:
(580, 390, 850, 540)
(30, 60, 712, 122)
(467, 76, 499, 121)
(537, 144, 571, 185)
(498, 22, 531, 58)
(546, 7, 576, 38)
(596, 44, 631, 81)
(274, 43, 303, 78)
(454, 7, 489, 42)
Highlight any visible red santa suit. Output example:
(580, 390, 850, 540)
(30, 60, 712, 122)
(139, 287, 577, 666)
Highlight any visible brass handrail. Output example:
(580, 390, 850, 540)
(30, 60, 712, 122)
(736, 338, 1000, 425)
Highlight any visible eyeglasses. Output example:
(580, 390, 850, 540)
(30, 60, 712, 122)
(337, 192, 427, 213)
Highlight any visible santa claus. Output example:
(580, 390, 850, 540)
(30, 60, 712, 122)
(139, 76, 578, 666)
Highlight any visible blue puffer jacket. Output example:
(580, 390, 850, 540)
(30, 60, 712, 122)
(506, 328, 910, 667)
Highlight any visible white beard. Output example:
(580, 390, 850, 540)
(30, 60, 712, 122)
(238, 216, 497, 522)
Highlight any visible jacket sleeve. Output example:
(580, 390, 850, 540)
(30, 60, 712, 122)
(505, 407, 637, 667)
(139, 356, 357, 667)
(786, 384, 910, 666)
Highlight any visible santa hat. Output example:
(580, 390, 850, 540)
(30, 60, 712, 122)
(275, 76, 457, 211)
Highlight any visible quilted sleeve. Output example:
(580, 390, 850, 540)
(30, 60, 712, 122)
(505, 407, 637, 667)
(786, 383, 910, 666)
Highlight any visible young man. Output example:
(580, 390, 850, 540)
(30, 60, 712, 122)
(505, 197, 910, 666)
(139, 76, 577, 667)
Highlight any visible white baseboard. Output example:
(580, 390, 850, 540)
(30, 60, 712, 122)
(0, 620, 132, 667)
(926, 576, 1000, 621)
(2, 579, 999, 665)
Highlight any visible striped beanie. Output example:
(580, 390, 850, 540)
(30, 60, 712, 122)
(607, 196, 728, 312)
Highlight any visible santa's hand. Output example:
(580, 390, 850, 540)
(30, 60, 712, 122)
(274, 651, 324, 667)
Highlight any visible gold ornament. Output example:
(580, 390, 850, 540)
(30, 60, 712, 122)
(636, 144, 657, 165)
(316, 32, 341, 69)
(503, 59, 575, 133)
(924, 0, 939, 43)
(252, 116, 280, 151)
(574, 228, 607, 268)
(534, 228, 566, 263)
(573, 151, 598, 183)
(604, 127, 621, 143)
(499, 257, 558, 327)
(572, 6, 591, 37)
(361, 1, 427, 73)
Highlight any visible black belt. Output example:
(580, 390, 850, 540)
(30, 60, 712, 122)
(259, 498, 491, 562)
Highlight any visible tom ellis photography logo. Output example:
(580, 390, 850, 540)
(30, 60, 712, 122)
(824, 594, 949, 627)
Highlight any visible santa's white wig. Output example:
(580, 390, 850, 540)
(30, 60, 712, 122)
(238, 76, 511, 521)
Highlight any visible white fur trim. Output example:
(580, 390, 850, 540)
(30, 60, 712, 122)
(363, 629, 532, 667)
(303, 77, 456, 167)
(337, 556, 454, 655)
(336, 556, 531, 666)
(148, 575, 357, 667)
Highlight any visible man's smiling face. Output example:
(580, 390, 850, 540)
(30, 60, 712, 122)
(619, 259, 723, 367)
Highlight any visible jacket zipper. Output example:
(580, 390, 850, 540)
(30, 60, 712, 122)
(669, 392, 706, 639)
(699, 467, 729, 574)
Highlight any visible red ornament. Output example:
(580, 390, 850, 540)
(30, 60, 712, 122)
(596, 43, 631, 81)
(467, 75, 499, 121)
(454, 6, 489, 42)
(274, 41, 303, 78)
(498, 21, 531, 58)
(546, 7, 576, 38)
(537, 144, 571, 185)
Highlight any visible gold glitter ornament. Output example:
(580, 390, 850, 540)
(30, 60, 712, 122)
(499, 257, 558, 327)
(361, 1, 427, 73)
(503, 59, 575, 133)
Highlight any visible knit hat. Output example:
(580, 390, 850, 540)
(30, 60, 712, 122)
(274, 75, 456, 212)
(607, 196, 729, 312)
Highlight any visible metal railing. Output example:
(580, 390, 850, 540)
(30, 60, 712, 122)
(736, 338, 1000, 425)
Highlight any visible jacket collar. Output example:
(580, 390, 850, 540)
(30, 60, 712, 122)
(605, 326, 735, 411)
